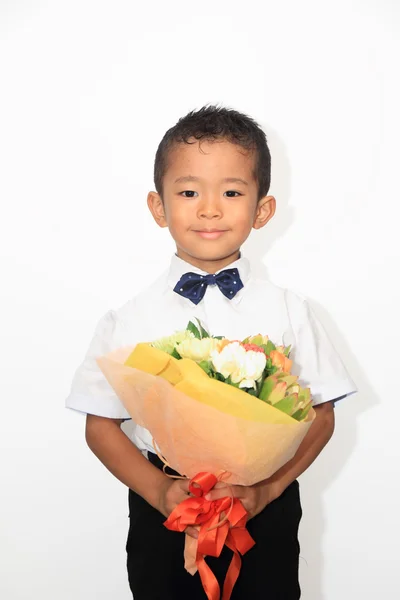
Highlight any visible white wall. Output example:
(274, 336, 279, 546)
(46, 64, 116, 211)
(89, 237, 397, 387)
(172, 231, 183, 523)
(1, 1, 399, 598)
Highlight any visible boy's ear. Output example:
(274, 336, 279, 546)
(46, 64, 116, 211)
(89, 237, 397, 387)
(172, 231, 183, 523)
(147, 191, 168, 228)
(253, 195, 276, 230)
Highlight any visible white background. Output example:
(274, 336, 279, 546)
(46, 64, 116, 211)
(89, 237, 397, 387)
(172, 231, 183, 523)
(1, 1, 399, 598)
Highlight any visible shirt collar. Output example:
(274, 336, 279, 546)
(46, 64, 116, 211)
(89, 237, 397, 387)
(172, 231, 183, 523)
(167, 253, 251, 304)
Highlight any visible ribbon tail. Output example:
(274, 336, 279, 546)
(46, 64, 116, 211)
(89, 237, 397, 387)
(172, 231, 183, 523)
(197, 553, 221, 600)
(184, 532, 199, 575)
(221, 535, 243, 600)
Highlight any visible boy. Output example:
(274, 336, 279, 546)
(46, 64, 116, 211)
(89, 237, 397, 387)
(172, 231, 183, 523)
(66, 105, 356, 599)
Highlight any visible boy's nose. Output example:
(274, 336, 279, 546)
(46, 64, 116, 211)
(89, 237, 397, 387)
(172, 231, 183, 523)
(197, 198, 222, 219)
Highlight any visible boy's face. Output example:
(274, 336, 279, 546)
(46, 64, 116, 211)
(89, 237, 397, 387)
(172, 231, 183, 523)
(148, 138, 275, 273)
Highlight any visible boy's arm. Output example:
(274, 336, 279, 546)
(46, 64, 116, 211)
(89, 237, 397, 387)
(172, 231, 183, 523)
(85, 414, 198, 536)
(205, 401, 335, 516)
(267, 400, 335, 494)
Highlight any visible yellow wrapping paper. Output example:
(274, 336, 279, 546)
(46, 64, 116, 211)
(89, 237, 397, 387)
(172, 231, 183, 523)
(97, 343, 315, 486)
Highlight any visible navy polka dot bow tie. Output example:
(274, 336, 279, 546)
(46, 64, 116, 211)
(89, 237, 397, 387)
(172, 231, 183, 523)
(173, 268, 244, 305)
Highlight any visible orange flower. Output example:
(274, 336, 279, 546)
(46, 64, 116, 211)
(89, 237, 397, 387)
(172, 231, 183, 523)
(218, 338, 232, 351)
(270, 350, 292, 373)
(242, 343, 267, 354)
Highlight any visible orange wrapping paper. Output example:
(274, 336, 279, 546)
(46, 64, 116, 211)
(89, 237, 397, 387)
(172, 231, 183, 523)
(97, 344, 315, 598)
(97, 344, 315, 484)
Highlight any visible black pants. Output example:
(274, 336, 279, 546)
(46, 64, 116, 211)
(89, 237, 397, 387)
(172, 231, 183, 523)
(126, 453, 302, 599)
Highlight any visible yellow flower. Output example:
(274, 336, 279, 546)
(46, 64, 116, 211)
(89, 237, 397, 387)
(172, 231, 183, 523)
(177, 337, 222, 362)
(151, 330, 194, 355)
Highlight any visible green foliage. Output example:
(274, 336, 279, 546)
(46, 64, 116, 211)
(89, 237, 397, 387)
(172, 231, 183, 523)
(283, 345, 292, 357)
(268, 381, 287, 404)
(198, 360, 212, 375)
(245, 334, 263, 345)
(264, 340, 276, 355)
(263, 357, 278, 379)
(277, 374, 298, 387)
(291, 409, 303, 421)
(246, 388, 258, 397)
(186, 321, 201, 339)
(273, 394, 297, 415)
(214, 372, 226, 382)
(197, 320, 210, 339)
(186, 319, 210, 340)
(299, 403, 312, 420)
(259, 375, 277, 402)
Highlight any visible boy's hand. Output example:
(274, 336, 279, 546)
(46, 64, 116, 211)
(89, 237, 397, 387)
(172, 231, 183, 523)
(157, 477, 199, 539)
(204, 480, 281, 520)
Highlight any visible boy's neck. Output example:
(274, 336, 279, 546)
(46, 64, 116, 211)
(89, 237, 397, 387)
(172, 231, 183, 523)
(176, 249, 241, 274)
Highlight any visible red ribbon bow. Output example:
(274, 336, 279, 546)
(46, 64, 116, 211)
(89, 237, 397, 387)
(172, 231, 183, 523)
(164, 472, 255, 600)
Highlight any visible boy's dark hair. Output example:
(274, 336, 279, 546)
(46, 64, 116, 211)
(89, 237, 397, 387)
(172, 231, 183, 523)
(154, 104, 271, 201)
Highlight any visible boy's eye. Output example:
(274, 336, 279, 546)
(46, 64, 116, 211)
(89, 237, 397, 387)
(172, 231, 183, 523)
(179, 190, 242, 198)
(180, 190, 198, 198)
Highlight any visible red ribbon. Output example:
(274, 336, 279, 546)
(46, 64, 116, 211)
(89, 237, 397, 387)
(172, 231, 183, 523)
(164, 472, 255, 600)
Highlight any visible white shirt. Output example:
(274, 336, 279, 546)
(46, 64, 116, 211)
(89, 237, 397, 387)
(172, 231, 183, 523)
(65, 254, 357, 452)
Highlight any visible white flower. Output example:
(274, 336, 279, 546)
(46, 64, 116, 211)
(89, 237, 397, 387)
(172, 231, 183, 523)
(176, 337, 222, 362)
(211, 341, 267, 389)
(151, 330, 195, 355)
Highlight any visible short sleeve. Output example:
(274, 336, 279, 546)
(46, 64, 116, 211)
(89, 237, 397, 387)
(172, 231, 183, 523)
(285, 292, 357, 406)
(65, 310, 131, 419)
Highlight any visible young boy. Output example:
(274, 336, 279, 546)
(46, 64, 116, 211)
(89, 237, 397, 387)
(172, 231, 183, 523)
(66, 105, 356, 599)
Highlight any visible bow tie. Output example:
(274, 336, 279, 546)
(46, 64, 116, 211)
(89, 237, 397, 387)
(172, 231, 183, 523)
(173, 268, 244, 305)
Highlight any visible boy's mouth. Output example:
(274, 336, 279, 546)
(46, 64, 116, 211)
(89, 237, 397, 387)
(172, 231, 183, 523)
(193, 229, 228, 240)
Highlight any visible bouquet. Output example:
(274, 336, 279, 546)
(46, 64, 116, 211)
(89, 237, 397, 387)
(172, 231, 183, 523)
(97, 320, 315, 600)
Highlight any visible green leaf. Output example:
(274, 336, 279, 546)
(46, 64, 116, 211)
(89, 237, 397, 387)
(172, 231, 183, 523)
(213, 335, 224, 340)
(264, 340, 276, 355)
(298, 388, 311, 404)
(171, 348, 181, 359)
(291, 409, 303, 421)
(186, 321, 201, 339)
(259, 375, 278, 402)
(273, 394, 297, 415)
(283, 345, 292, 357)
(250, 335, 264, 346)
(268, 381, 287, 404)
(187, 318, 210, 339)
(277, 374, 298, 387)
(262, 358, 277, 379)
(196, 318, 210, 339)
(198, 360, 212, 375)
(300, 402, 312, 420)
(246, 388, 258, 396)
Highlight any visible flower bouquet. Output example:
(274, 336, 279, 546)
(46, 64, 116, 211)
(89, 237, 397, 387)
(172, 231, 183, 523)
(97, 320, 315, 600)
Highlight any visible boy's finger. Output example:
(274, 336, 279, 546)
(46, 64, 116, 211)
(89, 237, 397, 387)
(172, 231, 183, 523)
(179, 479, 190, 494)
(185, 526, 199, 539)
(204, 487, 239, 501)
(214, 481, 229, 489)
